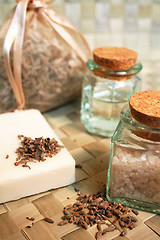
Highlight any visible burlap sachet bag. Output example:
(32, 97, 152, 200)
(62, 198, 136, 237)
(0, 0, 90, 113)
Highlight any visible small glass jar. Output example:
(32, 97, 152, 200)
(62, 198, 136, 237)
(106, 103, 160, 213)
(80, 49, 142, 137)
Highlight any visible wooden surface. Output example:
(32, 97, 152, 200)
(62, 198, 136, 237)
(0, 99, 160, 240)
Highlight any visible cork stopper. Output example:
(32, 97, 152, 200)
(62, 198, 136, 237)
(129, 90, 160, 128)
(129, 90, 160, 141)
(93, 47, 137, 70)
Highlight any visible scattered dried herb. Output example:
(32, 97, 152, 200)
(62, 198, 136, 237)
(120, 229, 128, 236)
(132, 209, 139, 216)
(26, 225, 32, 228)
(58, 220, 68, 226)
(5, 155, 9, 159)
(75, 164, 82, 169)
(26, 217, 35, 221)
(44, 217, 54, 224)
(97, 223, 102, 232)
(95, 231, 102, 239)
(14, 135, 64, 168)
(58, 188, 139, 239)
(130, 216, 138, 222)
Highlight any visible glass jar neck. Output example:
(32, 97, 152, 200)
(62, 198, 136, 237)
(87, 59, 142, 80)
(120, 104, 160, 142)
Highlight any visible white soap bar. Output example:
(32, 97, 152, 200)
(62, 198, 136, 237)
(0, 109, 75, 203)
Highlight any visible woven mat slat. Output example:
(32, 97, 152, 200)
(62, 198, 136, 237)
(3, 232, 26, 240)
(145, 215, 160, 235)
(112, 236, 129, 240)
(70, 147, 93, 164)
(61, 228, 94, 240)
(126, 223, 160, 240)
(0, 212, 24, 240)
(22, 220, 60, 240)
(8, 203, 43, 229)
(73, 177, 103, 195)
(32, 194, 79, 238)
(0, 205, 7, 215)
(4, 199, 30, 211)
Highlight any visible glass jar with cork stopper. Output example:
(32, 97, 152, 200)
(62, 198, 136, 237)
(106, 90, 160, 213)
(80, 47, 142, 137)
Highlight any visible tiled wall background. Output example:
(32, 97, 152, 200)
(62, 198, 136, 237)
(0, 0, 160, 90)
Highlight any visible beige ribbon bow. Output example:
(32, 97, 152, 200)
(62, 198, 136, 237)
(3, 0, 91, 110)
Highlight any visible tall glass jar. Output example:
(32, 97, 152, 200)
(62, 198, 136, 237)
(81, 47, 142, 137)
(106, 97, 160, 213)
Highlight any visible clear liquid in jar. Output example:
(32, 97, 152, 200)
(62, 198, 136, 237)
(81, 85, 127, 137)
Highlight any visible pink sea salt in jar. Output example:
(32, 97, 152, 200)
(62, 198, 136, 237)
(106, 90, 160, 213)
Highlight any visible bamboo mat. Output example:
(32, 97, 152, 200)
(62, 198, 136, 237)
(0, 99, 160, 240)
